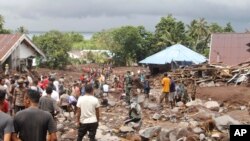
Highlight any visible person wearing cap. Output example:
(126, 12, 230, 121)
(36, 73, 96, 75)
(13, 78, 27, 114)
(0, 90, 14, 141)
(159, 72, 171, 107)
(12, 89, 57, 141)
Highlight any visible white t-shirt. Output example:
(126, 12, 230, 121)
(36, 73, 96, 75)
(77, 95, 100, 124)
(102, 84, 109, 93)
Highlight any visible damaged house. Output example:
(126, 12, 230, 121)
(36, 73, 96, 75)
(0, 34, 46, 72)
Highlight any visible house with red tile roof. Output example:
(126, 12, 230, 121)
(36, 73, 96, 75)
(0, 34, 45, 71)
(209, 33, 250, 66)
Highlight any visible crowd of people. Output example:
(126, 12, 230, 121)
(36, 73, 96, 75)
(0, 65, 192, 141)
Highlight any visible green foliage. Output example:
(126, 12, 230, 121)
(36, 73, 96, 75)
(209, 23, 224, 33)
(224, 22, 234, 32)
(155, 15, 187, 49)
(65, 32, 84, 43)
(0, 15, 11, 34)
(32, 30, 72, 69)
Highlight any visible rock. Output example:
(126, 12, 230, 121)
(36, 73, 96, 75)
(139, 126, 162, 139)
(147, 103, 159, 111)
(240, 106, 247, 110)
(176, 101, 184, 107)
(176, 128, 192, 139)
(192, 127, 203, 134)
(186, 99, 203, 107)
(126, 134, 142, 141)
(178, 122, 189, 128)
(214, 115, 241, 131)
(57, 124, 64, 132)
(189, 121, 199, 127)
(120, 126, 134, 133)
(152, 113, 162, 120)
(158, 128, 176, 141)
(169, 131, 177, 141)
(211, 132, 222, 138)
(138, 95, 145, 104)
(199, 133, 206, 141)
(206, 81, 215, 87)
(61, 129, 77, 140)
(204, 101, 220, 111)
(108, 100, 116, 107)
(171, 107, 179, 113)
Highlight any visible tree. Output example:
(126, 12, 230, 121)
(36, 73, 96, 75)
(186, 18, 210, 54)
(209, 23, 224, 33)
(155, 15, 187, 49)
(65, 32, 84, 43)
(224, 22, 234, 32)
(16, 26, 29, 34)
(0, 15, 11, 34)
(32, 30, 72, 69)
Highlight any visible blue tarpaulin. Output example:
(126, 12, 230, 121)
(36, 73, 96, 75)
(139, 44, 207, 65)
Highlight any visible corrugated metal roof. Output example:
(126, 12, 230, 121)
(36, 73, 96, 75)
(0, 34, 22, 61)
(209, 33, 250, 66)
(139, 44, 207, 64)
(0, 34, 46, 63)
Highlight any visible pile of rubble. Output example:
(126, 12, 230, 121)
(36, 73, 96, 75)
(166, 63, 250, 88)
(55, 88, 249, 141)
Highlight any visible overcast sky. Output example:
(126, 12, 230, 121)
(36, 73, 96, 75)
(0, 0, 249, 32)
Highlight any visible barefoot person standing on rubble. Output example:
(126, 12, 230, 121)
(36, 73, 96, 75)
(159, 73, 171, 108)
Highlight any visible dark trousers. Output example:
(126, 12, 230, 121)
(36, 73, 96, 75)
(77, 122, 98, 141)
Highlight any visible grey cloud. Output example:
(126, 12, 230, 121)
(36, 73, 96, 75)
(0, 0, 249, 32)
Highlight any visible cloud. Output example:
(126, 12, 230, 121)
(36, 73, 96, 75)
(0, 0, 249, 32)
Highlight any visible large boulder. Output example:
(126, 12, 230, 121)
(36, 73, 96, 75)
(120, 126, 135, 133)
(186, 99, 203, 107)
(139, 126, 162, 139)
(214, 115, 241, 131)
(204, 101, 220, 111)
(146, 103, 159, 111)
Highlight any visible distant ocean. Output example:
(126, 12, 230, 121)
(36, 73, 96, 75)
(27, 31, 94, 40)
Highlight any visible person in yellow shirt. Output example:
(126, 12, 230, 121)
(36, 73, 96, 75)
(160, 73, 171, 107)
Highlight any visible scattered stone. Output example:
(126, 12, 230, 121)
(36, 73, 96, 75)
(192, 127, 203, 134)
(120, 126, 134, 133)
(178, 122, 189, 128)
(158, 128, 176, 141)
(214, 115, 241, 131)
(57, 124, 64, 132)
(189, 121, 199, 127)
(171, 107, 179, 113)
(199, 133, 206, 141)
(139, 126, 162, 139)
(176, 101, 184, 107)
(240, 106, 246, 110)
(152, 113, 162, 120)
(186, 99, 202, 107)
(204, 101, 220, 111)
(108, 100, 116, 107)
(138, 95, 145, 104)
(146, 103, 159, 111)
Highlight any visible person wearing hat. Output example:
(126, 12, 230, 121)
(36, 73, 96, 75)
(13, 78, 27, 114)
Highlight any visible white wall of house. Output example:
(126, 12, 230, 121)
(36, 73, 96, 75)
(10, 42, 37, 69)
(19, 43, 36, 58)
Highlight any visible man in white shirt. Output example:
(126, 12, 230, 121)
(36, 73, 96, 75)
(76, 84, 100, 141)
